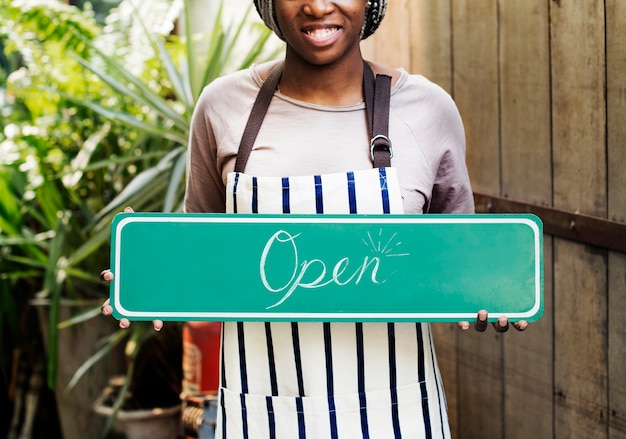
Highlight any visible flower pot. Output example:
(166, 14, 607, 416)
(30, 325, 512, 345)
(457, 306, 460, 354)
(93, 399, 181, 439)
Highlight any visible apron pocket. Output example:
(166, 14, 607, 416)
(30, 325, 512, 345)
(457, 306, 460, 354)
(217, 382, 442, 439)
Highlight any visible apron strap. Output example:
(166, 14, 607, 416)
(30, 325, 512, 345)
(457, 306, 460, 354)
(234, 63, 283, 173)
(363, 62, 392, 168)
(234, 61, 392, 173)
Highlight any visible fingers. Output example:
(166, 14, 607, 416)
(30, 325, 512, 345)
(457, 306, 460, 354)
(100, 269, 114, 283)
(493, 316, 509, 333)
(123, 206, 134, 213)
(102, 299, 163, 332)
(457, 310, 489, 332)
(101, 298, 112, 316)
(513, 320, 528, 332)
(458, 311, 529, 333)
(101, 299, 130, 329)
(475, 310, 488, 332)
(493, 317, 529, 332)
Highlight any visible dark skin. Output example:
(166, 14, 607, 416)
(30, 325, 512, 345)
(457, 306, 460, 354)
(270, 0, 401, 105)
(102, 0, 527, 333)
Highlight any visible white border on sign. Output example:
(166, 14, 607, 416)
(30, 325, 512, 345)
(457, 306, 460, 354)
(112, 215, 543, 320)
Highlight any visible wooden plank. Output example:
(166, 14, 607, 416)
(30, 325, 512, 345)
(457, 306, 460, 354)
(405, 2, 460, 436)
(606, 0, 626, 436)
(609, 252, 626, 438)
(497, 0, 554, 437)
(452, 0, 500, 194)
(554, 241, 608, 438)
(408, 0, 453, 94)
(360, 0, 411, 68)
(498, 0, 552, 205)
(550, 0, 608, 437)
(451, 1, 503, 437)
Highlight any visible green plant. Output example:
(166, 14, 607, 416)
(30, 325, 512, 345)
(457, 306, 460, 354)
(0, 0, 280, 434)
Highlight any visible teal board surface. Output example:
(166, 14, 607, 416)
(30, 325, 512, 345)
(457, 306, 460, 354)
(110, 213, 543, 322)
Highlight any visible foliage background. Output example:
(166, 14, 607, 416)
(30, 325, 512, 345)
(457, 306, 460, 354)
(0, 0, 280, 436)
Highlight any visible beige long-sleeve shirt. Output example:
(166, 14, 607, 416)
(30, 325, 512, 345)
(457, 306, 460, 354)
(184, 61, 474, 215)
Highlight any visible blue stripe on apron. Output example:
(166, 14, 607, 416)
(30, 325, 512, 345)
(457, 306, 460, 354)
(240, 394, 249, 439)
(221, 330, 227, 439)
(232, 172, 240, 214)
(388, 323, 401, 439)
(356, 323, 370, 438)
(417, 323, 433, 439)
(265, 396, 276, 439)
(265, 323, 278, 395)
(314, 175, 324, 214)
(237, 322, 250, 438)
(347, 172, 357, 214)
(292, 321, 307, 438)
(282, 177, 290, 213)
(378, 168, 391, 214)
(221, 329, 227, 388)
(296, 397, 306, 439)
(252, 176, 259, 213)
(291, 323, 305, 397)
(220, 388, 227, 439)
(324, 323, 339, 439)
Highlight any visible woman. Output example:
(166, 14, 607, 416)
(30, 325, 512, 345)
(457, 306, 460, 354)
(103, 0, 527, 437)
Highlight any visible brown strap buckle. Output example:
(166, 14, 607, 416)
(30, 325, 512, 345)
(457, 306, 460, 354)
(370, 134, 393, 162)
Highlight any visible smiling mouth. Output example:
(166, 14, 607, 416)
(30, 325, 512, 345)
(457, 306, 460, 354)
(304, 26, 341, 40)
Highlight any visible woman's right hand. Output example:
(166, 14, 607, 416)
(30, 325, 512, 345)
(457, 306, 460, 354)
(100, 205, 164, 331)
(100, 269, 164, 331)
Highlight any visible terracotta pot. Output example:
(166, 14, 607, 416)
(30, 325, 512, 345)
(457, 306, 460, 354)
(93, 400, 181, 439)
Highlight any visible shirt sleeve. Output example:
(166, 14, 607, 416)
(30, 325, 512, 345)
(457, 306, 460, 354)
(426, 90, 475, 215)
(183, 89, 227, 214)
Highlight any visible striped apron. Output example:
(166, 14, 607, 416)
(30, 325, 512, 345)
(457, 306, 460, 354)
(216, 167, 451, 438)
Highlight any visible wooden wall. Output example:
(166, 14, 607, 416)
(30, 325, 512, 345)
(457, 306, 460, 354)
(363, 1, 626, 438)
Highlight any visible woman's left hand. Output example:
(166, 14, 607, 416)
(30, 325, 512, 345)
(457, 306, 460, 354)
(457, 310, 528, 332)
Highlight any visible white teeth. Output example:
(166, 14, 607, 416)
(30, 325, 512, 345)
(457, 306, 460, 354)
(306, 27, 338, 39)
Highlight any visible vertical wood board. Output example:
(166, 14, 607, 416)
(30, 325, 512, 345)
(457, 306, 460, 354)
(408, 3, 460, 437)
(606, 1, 626, 436)
(554, 241, 608, 438)
(550, 0, 607, 216)
(408, 0, 453, 94)
(551, 1, 608, 436)
(498, 0, 552, 203)
(452, 0, 500, 194)
(498, 1, 554, 436)
(451, 1, 503, 437)
(361, 0, 411, 69)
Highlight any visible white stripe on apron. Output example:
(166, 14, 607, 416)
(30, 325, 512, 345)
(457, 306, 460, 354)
(217, 167, 451, 439)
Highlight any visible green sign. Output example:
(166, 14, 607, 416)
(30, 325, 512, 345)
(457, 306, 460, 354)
(109, 213, 543, 322)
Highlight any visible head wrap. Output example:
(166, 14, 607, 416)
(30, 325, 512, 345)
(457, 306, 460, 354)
(253, 0, 387, 41)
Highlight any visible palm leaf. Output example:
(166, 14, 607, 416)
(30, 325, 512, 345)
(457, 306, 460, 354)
(69, 50, 189, 133)
(57, 91, 187, 145)
(42, 210, 71, 388)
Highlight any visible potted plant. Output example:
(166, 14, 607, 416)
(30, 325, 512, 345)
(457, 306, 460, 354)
(0, 0, 280, 436)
